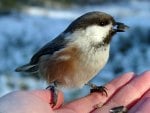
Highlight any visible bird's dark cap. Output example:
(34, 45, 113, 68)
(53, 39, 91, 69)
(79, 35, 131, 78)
(64, 11, 115, 33)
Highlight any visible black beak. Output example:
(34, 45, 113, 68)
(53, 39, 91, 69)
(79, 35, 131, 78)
(113, 22, 129, 32)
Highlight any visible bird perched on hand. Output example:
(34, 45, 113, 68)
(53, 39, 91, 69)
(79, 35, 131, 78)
(16, 11, 129, 113)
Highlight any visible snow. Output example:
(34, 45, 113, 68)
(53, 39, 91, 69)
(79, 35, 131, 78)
(0, 1, 150, 101)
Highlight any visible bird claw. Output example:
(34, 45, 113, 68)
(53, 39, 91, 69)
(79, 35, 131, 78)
(90, 86, 108, 96)
(110, 106, 128, 113)
(46, 85, 58, 107)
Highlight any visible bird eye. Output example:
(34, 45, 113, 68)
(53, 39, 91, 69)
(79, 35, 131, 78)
(99, 21, 108, 26)
(99, 22, 105, 26)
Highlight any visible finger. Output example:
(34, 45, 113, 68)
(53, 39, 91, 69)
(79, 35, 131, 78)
(104, 72, 135, 102)
(128, 90, 150, 113)
(29, 89, 64, 109)
(94, 71, 150, 113)
(56, 72, 134, 113)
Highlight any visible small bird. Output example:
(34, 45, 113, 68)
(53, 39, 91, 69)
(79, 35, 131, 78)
(16, 11, 129, 112)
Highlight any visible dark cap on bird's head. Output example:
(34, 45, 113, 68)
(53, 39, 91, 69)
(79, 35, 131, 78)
(65, 11, 129, 34)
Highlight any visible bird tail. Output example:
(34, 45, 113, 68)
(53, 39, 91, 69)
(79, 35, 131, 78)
(15, 64, 39, 73)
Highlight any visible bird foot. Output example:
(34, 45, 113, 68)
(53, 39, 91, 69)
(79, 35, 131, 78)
(90, 85, 108, 96)
(86, 82, 108, 96)
(110, 106, 128, 113)
(46, 85, 58, 107)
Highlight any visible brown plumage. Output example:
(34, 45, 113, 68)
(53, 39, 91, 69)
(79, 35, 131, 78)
(39, 46, 81, 87)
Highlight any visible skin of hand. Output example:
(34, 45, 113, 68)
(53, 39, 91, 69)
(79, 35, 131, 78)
(0, 71, 150, 113)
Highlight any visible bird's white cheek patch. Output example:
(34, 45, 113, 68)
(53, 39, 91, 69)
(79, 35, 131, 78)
(75, 25, 112, 44)
(87, 25, 111, 42)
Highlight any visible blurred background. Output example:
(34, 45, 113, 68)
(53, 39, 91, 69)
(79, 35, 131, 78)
(0, 0, 150, 101)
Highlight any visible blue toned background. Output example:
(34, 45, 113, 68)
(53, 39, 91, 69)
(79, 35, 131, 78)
(0, 0, 150, 101)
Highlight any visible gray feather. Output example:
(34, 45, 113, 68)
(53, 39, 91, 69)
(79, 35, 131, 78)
(15, 33, 68, 73)
(30, 33, 68, 64)
(15, 64, 39, 73)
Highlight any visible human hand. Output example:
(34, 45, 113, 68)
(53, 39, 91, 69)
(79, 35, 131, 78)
(0, 71, 149, 113)
(61, 71, 150, 113)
